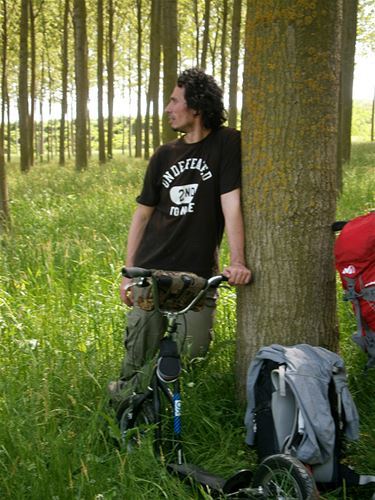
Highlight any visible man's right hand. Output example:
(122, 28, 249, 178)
(119, 276, 134, 306)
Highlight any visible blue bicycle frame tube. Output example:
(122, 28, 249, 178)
(173, 392, 182, 435)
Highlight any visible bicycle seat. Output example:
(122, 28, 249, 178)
(157, 338, 181, 382)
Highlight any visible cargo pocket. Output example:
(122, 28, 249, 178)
(122, 311, 144, 378)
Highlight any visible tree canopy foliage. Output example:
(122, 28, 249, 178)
(0, 0, 246, 168)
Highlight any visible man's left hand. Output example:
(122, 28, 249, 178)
(222, 263, 252, 286)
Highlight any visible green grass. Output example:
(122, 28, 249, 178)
(0, 144, 374, 499)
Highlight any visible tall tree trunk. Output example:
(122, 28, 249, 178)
(97, 0, 106, 163)
(6, 88, 10, 161)
(220, 0, 228, 92)
(371, 87, 375, 142)
(237, 0, 342, 399)
(39, 97, 44, 162)
(107, 0, 114, 159)
(145, 0, 161, 158)
(200, 0, 211, 70)
(127, 64, 132, 157)
(209, 16, 219, 74)
(59, 0, 69, 166)
(135, 0, 143, 157)
(340, 0, 358, 166)
(38, 48, 45, 162)
(193, 0, 200, 66)
(87, 108, 91, 157)
(0, 0, 10, 230)
(19, 0, 30, 172)
(70, 90, 75, 157)
(73, 0, 89, 170)
(29, 0, 36, 167)
(228, 0, 241, 128)
(162, 0, 178, 143)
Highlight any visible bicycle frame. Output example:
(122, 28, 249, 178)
(121, 268, 227, 463)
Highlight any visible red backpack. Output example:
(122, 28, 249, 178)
(334, 212, 375, 370)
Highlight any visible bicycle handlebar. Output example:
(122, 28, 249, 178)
(122, 266, 229, 287)
(122, 266, 152, 279)
(121, 267, 229, 316)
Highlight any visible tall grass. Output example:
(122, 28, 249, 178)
(0, 143, 374, 499)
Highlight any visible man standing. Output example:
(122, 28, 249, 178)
(110, 68, 251, 401)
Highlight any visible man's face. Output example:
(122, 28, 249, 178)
(165, 86, 198, 133)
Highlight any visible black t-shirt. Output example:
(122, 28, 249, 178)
(134, 126, 241, 278)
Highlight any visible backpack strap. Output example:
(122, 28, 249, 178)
(332, 367, 344, 431)
(345, 277, 375, 371)
(344, 277, 364, 336)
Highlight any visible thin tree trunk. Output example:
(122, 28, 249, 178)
(19, 0, 30, 172)
(127, 67, 132, 157)
(193, 0, 199, 66)
(0, 0, 10, 230)
(228, 0, 241, 128)
(59, 0, 69, 166)
(371, 87, 374, 142)
(29, 0, 36, 167)
(73, 0, 89, 170)
(87, 109, 91, 157)
(220, 0, 228, 92)
(97, 0, 106, 163)
(135, 0, 142, 157)
(145, 0, 161, 158)
(107, 0, 114, 159)
(200, 0, 211, 70)
(6, 89, 10, 161)
(39, 98, 44, 162)
(162, 0, 178, 143)
(209, 16, 219, 75)
(340, 0, 357, 165)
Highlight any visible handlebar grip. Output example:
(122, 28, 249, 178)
(208, 274, 229, 287)
(121, 266, 152, 278)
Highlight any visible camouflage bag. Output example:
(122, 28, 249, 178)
(136, 270, 207, 312)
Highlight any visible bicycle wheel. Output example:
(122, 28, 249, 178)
(118, 398, 156, 451)
(253, 454, 318, 500)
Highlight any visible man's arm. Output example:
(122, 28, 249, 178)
(120, 203, 155, 305)
(221, 188, 252, 285)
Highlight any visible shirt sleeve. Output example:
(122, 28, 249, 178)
(219, 128, 242, 194)
(136, 150, 161, 206)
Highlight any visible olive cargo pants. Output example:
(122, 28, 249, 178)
(119, 284, 216, 395)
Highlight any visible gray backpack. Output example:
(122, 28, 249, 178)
(245, 344, 375, 488)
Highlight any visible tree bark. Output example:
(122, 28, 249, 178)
(59, 0, 69, 166)
(162, 0, 178, 143)
(107, 0, 114, 159)
(135, 0, 143, 157)
(19, 0, 30, 172)
(73, 0, 89, 170)
(371, 87, 375, 142)
(193, 0, 200, 66)
(29, 0, 37, 167)
(0, 0, 10, 231)
(237, 0, 342, 399)
(228, 0, 241, 128)
(340, 0, 358, 166)
(145, 0, 161, 158)
(200, 0, 211, 70)
(97, 0, 106, 163)
(220, 0, 228, 92)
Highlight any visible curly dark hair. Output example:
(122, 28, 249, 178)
(177, 68, 226, 130)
